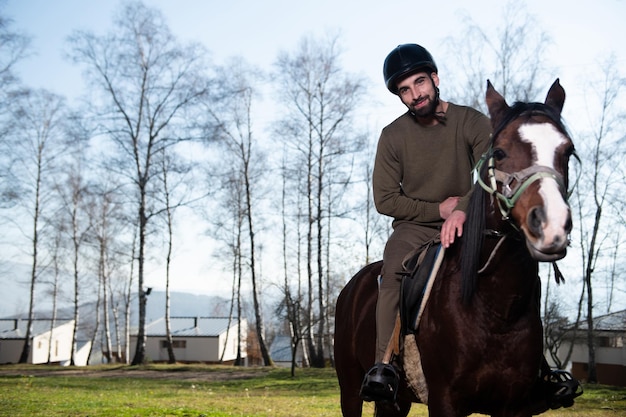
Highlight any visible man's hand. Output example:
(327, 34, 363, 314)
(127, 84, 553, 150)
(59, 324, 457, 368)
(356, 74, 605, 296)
(439, 196, 461, 220)
(441, 210, 466, 248)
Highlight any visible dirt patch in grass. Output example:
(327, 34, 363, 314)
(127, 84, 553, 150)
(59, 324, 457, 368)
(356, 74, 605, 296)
(0, 364, 271, 382)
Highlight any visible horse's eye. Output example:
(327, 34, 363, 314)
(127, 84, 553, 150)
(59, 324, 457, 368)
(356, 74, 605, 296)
(493, 148, 506, 161)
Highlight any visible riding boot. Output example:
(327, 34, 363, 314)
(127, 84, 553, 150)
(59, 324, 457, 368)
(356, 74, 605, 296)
(543, 368, 583, 409)
(360, 270, 402, 402)
(360, 362, 399, 403)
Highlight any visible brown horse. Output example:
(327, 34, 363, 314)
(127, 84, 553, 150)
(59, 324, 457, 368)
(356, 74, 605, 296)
(335, 80, 575, 417)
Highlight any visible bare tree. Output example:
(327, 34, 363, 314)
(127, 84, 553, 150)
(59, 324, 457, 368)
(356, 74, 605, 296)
(161, 150, 176, 364)
(123, 224, 138, 364)
(0, 8, 30, 120)
(571, 55, 626, 383)
(207, 171, 248, 365)
(4, 89, 69, 363)
(88, 177, 128, 363)
(156, 149, 192, 364)
(443, 1, 552, 111)
(47, 114, 94, 366)
(0, 9, 31, 256)
(276, 151, 306, 375)
(200, 159, 246, 365)
(109, 275, 124, 362)
(44, 221, 65, 363)
(605, 229, 624, 313)
(87, 251, 103, 365)
(57, 160, 92, 365)
(273, 33, 366, 367)
(220, 175, 246, 365)
(207, 57, 272, 366)
(356, 141, 389, 266)
(89, 174, 138, 364)
(67, 1, 211, 365)
(543, 298, 572, 370)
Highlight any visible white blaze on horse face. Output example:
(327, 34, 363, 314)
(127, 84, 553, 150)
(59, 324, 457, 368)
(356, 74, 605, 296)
(518, 123, 570, 249)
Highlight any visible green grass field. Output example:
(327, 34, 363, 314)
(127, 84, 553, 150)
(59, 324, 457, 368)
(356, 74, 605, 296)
(0, 364, 624, 416)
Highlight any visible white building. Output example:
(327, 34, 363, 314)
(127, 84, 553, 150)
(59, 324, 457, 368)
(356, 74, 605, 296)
(558, 310, 626, 386)
(269, 335, 304, 368)
(130, 316, 247, 363)
(0, 318, 90, 365)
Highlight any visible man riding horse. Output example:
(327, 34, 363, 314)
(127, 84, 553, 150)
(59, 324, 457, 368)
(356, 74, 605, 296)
(359, 43, 582, 411)
(361, 42, 491, 399)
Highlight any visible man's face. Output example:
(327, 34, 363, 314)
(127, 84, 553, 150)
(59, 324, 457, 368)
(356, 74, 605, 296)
(396, 71, 440, 118)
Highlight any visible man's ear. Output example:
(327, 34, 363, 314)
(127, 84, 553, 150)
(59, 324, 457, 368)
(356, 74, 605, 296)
(431, 72, 440, 87)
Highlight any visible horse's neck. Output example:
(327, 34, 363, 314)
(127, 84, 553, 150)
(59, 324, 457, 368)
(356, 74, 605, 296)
(476, 233, 540, 323)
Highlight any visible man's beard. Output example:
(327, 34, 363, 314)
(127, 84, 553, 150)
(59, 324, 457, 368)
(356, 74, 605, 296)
(409, 85, 445, 123)
(410, 96, 438, 118)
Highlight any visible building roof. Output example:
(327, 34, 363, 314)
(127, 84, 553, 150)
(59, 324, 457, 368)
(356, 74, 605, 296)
(269, 335, 294, 362)
(142, 316, 241, 337)
(570, 309, 626, 332)
(0, 318, 74, 339)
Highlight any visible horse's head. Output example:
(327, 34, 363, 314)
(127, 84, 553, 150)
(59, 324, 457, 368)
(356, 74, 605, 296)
(481, 79, 575, 261)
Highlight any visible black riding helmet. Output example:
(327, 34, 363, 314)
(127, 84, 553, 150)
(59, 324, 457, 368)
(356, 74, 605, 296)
(383, 44, 438, 94)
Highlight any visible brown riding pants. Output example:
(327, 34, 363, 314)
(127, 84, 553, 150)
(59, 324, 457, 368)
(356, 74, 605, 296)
(376, 222, 440, 361)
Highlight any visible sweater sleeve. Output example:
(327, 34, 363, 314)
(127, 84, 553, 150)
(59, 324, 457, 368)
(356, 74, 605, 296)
(372, 129, 442, 222)
(454, 109, 492, 213)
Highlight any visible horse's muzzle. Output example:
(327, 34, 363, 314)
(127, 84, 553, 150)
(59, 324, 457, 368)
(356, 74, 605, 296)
(525, 240, 568, 262)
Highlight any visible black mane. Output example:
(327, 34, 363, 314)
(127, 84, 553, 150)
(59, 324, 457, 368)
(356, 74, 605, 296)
(460, 173, 487, 304)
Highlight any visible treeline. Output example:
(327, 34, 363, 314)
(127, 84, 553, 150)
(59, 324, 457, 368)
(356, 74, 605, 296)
(0, 1, 380, 368)
(0, 1, 624, 382)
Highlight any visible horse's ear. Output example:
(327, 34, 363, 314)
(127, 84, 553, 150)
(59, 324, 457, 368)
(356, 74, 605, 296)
(545, 78, 565, 115)
(485, 80, 510, 129)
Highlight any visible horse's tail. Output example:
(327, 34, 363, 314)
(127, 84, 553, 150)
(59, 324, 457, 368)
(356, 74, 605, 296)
(460, 182, 486, 304)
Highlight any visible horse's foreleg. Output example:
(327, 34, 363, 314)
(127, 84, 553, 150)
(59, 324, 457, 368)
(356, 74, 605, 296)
(340, 392, 364, 417)
(425, 391, 462, 417)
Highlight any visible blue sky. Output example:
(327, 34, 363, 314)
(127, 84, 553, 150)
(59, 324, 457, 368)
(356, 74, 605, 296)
(3, 0, 626, 300)
(7, 0, 626, 121)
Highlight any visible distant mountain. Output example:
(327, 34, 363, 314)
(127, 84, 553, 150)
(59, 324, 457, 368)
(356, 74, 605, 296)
(144, 291, 232, 321)
(1, 290, 231, 321)
(0, 267, 229, 323)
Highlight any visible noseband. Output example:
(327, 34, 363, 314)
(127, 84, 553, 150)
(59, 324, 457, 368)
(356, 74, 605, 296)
(476, 152, 566, 221)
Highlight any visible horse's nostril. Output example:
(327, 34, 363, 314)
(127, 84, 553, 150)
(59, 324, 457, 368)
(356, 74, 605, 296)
(528, 207, 545, 235)
(564, 215, 573, 234)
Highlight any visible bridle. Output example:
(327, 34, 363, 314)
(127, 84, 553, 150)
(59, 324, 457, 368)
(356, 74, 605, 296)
(474, 145, 578, 282)
(466, 97, 577, 288)
(475, 151, 567, 221)
(473, 104, 578, 221)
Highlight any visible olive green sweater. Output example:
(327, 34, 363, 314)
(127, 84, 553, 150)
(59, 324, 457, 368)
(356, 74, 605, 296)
(373, 103, 491, 228)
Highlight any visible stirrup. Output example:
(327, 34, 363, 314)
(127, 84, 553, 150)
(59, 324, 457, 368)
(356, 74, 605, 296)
(360, 363, 399, 403)
(545, 369, 583, 409)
